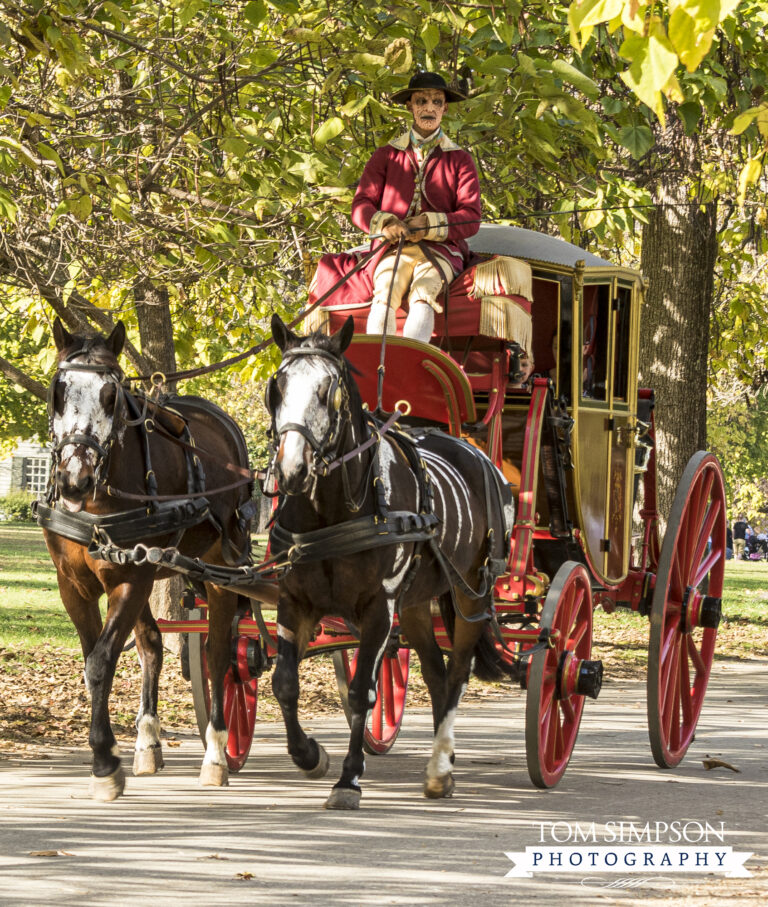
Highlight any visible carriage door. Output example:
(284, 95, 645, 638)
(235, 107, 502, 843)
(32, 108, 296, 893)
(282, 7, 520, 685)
(575, 279, 637, 584)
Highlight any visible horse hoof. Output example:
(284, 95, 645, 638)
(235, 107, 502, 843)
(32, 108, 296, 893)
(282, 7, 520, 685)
(133, 746, 164, 776)
(324, 787, 361, 810)
(424, 773, 455, 799)
(199, 762, 229, 787)
(90, 766, 126, 802)
(302, 744, 330, 780)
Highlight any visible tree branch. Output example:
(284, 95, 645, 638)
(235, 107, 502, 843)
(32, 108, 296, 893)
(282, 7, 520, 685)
(0, 354, 47, 401)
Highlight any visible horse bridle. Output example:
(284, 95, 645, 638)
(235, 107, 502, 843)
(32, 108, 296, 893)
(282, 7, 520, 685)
(48, 347, 126, 492)
(265, 346, 351, 478)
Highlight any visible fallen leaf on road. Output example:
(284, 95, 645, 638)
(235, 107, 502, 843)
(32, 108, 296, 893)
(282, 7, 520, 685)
(29, 850, 73, 857)
(198, 854, 229, 860)
(166, 740, 181, 747)
(702, 758, 740, 772)
(235, 872, 254, 881)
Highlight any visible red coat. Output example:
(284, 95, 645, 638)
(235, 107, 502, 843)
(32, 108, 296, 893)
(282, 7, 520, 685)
(309, 133, 481, 309)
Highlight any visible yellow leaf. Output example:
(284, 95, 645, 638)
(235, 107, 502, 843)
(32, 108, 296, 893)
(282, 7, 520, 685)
(737, 158, 763, 206)
(662, 72, 684, 104)
(582, 208, 604, 230)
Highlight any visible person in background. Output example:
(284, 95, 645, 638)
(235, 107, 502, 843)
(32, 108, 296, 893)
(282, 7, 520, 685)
(726, 523, 733, 560)
(732, 513, 749, 560)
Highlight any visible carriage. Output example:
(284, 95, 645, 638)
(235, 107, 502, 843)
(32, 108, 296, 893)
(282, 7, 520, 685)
(145, 223, 726, 790)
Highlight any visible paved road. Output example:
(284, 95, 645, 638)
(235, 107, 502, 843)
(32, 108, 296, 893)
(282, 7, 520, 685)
(1, 659, 766, 906)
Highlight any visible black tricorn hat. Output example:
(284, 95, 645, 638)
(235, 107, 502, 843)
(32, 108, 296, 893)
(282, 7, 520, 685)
(390, 72, 467, 104)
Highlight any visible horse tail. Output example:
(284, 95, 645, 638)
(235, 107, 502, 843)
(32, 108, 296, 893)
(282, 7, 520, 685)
(437, 593, 518, 683)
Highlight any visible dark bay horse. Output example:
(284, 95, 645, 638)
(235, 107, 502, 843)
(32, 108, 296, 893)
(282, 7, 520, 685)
(266, 315, 515, 809)
(41, 318, 252, 800)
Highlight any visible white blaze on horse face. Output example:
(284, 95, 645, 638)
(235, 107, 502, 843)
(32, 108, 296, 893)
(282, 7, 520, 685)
(276, 357, 335, 483)
(54, 369, 115, 485)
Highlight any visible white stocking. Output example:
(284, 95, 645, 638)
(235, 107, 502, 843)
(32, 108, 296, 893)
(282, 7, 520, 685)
(403, 303, 435, 343)
(366, 303, 397, 335)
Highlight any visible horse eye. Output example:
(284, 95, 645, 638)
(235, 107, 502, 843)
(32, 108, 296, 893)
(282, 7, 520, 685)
(100, 383, 117, 412)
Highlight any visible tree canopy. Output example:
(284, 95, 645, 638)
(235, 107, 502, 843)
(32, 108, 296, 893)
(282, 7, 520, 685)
(0, 0, 765, 491)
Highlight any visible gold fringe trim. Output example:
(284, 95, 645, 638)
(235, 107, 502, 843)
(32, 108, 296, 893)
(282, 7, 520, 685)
(479, 296, 532, 351)
(473, 256, 533, 301)
(301, 307, 331, 335)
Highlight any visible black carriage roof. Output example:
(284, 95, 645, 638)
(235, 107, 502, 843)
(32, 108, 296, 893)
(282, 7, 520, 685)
(468, 224, 615, 269)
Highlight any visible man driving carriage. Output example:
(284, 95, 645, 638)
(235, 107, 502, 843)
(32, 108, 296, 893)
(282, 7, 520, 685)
(353, 71, 481, 342)
(309, 71, 482, 343)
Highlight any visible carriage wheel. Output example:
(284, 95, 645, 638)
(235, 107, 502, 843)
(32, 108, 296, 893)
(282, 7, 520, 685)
(333, 647, 411, 755)
(647, 452, 726, 768)
(188, 606, 258, 773)
(525, 562, 599, 789)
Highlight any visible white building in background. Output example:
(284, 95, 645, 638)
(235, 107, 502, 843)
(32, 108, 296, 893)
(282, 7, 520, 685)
(0, 440, 51, 496)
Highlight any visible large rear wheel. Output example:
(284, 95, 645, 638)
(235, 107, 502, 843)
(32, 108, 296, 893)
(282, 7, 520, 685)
(333, 647, 411, 755)
(525, 562, 601, 788)
(188, 605, 258, 772)
(647, 452, 726, 768)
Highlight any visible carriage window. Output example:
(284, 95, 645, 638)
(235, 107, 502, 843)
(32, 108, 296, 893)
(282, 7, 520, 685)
(613, 287, 632, 401)
(582, 285, 609, 401)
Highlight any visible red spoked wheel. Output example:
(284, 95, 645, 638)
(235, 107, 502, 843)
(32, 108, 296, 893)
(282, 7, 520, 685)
(333, 647, 411, 755)
(647, 452, 726, 768)
(525, 562, 600, 789)
(188, 606, 258, 772)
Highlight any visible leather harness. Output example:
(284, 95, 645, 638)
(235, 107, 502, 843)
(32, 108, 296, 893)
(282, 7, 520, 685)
(37, 346, 252, 564)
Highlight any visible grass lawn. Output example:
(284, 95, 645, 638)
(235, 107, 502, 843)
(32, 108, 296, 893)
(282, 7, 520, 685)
(1, 521, 766, 675)
(0, 522, 75, 649)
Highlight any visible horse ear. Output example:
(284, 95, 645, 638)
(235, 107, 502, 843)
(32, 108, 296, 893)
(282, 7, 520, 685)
(106, 321, 126, 357)
(53, 317, 73, 351)
(271, 314, 299, 352)
(330, 316, 355, 356)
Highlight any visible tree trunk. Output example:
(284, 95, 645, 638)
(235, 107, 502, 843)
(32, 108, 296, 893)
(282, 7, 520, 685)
(134, 279, 183, 642)
(149, 574, 186, 656)
(134, 278, 177, 391)
(639, 180, 718, 524)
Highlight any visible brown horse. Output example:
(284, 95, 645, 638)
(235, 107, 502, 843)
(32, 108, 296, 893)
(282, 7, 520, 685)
(40, 318, 253, 800)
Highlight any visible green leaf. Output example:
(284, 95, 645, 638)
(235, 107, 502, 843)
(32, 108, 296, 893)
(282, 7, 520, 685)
(551, 59, 599, 100)
(669, 7, 714, 72)
(618, 124, 654, 159)
(568, 0, 624, 47)
(0, 136, 38, 169)
(350, 52, 386, 70)
(179, 0, 204, 29)
(677, 101, 702, 136)
(69, 195, 92, 222)
(36, 142, 65, 175)
(421, 23, 439, 54)
(619, 27, 678, 116)
(313, 117, 345, 149)
(729, 107, 762, 136)
(244, 0, 267, 26)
